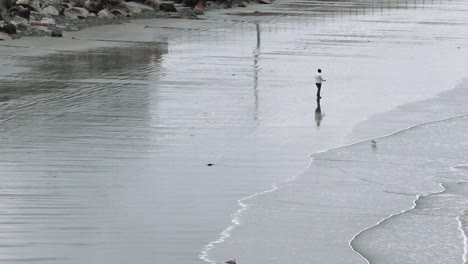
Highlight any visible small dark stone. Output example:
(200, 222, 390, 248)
(2, 23, 16, 34)
(51, 29, 63, 37)
(159, 2, 177, 12)
(17, 9, 31, 20)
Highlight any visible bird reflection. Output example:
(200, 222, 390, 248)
(315, 98, 325, 127)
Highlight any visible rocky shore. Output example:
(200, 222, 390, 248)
(0, 0, 271, 39)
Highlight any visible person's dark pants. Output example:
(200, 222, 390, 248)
(315, 83, 322, 98)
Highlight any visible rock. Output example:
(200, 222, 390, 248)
(126, 1, 154, 11)
(28, 2, 43, 12)
(30, 11, 44, 20)
(182, 0, 196, 7)
(68, 0, 85, 7)
(51, 29, 61, 37)
(83, 0, 103, 13)
(63, 7, 89, 19)
(144, 0, 159, 9)
(232, 0, 247, 7)
(0, 32, 11, 40)
(106, 0, 122, 5)
(2, 23, 16, 34)
(114, 2, 142, 15)
(30, 17, 55, 26)
(178, 6, 195, 17)
(60, 2, 72, 8)
(17, 9, 30, 19)
(15, 0, 30, 5)
(258, 0, 271, 4)
(97, 8, 115, 18)
(30, 25, 51, 36)
(42, 5, 59, 15)
(193, 0, 204, 14)
(109, 8, 126, 16)
(159, 2, 176, 12)
(45, 0, 61, 5)
(13, 14, 28, 24)
(0, 12, 12, 23)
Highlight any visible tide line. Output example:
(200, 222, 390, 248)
(199, 114, 468, 264)
(453, 164, 468, 264)
(349, 182, 446, 264)
(199, 153, 316, 263)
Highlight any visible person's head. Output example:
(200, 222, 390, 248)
(318, 69, 322, 73)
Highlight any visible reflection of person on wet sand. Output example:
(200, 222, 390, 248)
(315, 98, 325, 126)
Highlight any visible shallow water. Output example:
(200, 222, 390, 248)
(0, 0, 468, 263)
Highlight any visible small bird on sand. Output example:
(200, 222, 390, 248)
(226, 259, 236, 264)
(371, 140, 377, 145)
(207, 163, 214, 166)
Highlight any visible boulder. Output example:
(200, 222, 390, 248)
(193, 0, 204, 14)
(30, 11, 44, 20)
(144, 0, 159, 9)
(97, 8, 115, 18)
(159, 2, 176, 12)
(42, 5, 59, 15)
(68, 0, 85, 7)
(109, 8, 126, 16)
(51, 28, 61, 37)
(182, 0, 197, 7)
(44, 0, 61, 5)
(106, 0, 122, 5)
(30, 25, 51, 36)
(2, 23, 16, 33)
(0, 32, 11, 40)
(83, 0, 103, 13)
(126, 1, 154, 11)
(63, 7, 89, 18)
(232, 0, 247, 7)
(60, 2, 72, 8)
(15, 0, 30, 5)
(113, 2, 147, 16)
(30, 17, 55, 26)
(13, 14, 28, 24)
(178, 7, 195, 17)
(17, 8, 30, 19)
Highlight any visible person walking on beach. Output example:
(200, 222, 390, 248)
(315, 69, 326, 99)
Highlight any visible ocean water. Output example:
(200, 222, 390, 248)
(0, 0, 467, 263)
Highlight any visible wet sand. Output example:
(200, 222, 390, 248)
(0, 0, 468, 263)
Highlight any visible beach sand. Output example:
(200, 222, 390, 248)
(0, 0, 467, 263)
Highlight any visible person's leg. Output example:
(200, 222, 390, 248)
(316, 83, 322, 98)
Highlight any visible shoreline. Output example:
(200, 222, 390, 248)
(1, 0, 468, 263)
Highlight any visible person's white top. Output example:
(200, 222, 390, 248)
(315, 73, 325, 83)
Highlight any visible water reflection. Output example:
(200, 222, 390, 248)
(253, 23, 261, 121)
(314, 98, 324, 127)
(0, 43, 168, 264)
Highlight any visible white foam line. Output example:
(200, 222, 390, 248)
(452, 164, 468, 264)
(350, 162, 468, 264)
(199, 114, 468, 264)
(198, 183, 279, 263)
(349, 182, 447, 264)
(199, 156, 315, 264)
(456, 212, 467, 264)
